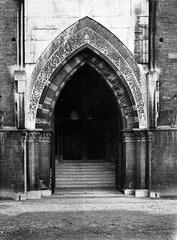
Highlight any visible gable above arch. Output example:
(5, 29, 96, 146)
(28, 16, 147, 129)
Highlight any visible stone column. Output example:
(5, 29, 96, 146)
(122, 130, 149, 197)
(135, 131, 148, 189)
(38, 132, 52, 190)
(147, 131, 153, 194)
(27, 132, 40, 191)
(14, 70, 26, 129)
(122, 131, 137, 195)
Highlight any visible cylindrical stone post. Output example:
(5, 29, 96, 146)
(27, 132, 40, 191)
(122, 131, 137, 195)
(38, 132, 52, 190)
(134, 131, 149, 198)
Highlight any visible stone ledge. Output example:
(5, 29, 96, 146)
(0, 191, 26, 201)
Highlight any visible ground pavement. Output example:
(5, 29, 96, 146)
(0, 190, 177, 240)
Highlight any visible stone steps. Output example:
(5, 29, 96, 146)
(55, 160, 116, 189)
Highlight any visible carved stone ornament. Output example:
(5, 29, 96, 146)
(122, 131, 147, 143)
(28, 132, 40, 143)
(36, 52, 136, 129)
(28, 17, 147, 129)
(38, 132, 52, 142)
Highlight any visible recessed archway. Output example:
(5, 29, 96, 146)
(54, 64, 122, 189)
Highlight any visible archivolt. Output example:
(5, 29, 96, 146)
(35, 49, 138, 129)
(28, 16, 147, 129)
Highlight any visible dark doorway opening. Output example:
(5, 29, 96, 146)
(54, 64, 121, 161)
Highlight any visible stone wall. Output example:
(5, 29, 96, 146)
(151, 130, 177, 196)
(25, 0, 148, 64)
(0, 0, 17, 127)
(0, 131, 25, 199)
(156, 0, 177, 126)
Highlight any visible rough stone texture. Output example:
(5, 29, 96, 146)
(156, 0, 177, 126)
(0, 0, 17, 127)
(0, 131, 24, 195)
(150, 129, 177, 196)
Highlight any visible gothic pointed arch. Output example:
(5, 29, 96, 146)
(27, 16, 147, 129)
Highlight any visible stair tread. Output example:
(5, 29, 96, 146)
(55, 159, 116, 188)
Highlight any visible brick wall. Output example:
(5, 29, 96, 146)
(151, 130, 177, 196)
(0, 131, 24, 195)
(0, 0, 17, 127)
(156, 0, 177, 126)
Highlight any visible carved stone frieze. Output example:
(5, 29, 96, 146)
(147, 131, 154, 142)
(122, 131, 147, 143)
(26, 131, 52, 143)
(28, 17, 147, 129)
(28, 132, 40, 143)
(38, 132, 52, 142)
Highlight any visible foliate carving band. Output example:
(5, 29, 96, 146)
(28, 131, 52, 143)
(122, 131, 147, 143)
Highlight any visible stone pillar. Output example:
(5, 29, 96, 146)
(122, 131, 137, 195)
(27, 132, 40, 191)
(122, 130, 149, 196)
(14, 70, 26, 129)
(38, 132, 52, 190)
(147, 131, 153, 192)
(135, 131, 148, 196)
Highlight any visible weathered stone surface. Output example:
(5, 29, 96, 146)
(25, 0, 148, 63)
(0, 131, 25, 194)
(0, 0, 17, 127)
(150, 129, 177, 196)
(156, 0, 177, 126)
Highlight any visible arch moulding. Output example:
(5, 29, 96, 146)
(27, 16, 147, 129)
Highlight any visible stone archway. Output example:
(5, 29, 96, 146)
(27, 16, 147, 130)
(26, 17, 149, 195)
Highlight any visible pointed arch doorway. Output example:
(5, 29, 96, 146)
(27, 17, 148, 195)
(54, 63, 121, 189)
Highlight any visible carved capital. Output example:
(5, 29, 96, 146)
(21, 132, 28, 145)
(28, 132, 40, 143)
(38, 132, 52, 142)
(147, 131, 153, 142)
(122, 131, 147, 143)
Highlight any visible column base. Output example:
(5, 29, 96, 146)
(124, 189, 135, 195)
(135, 189, 149, 198)
(26, 190, 51, 199)
(149, 191, 160, 198)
